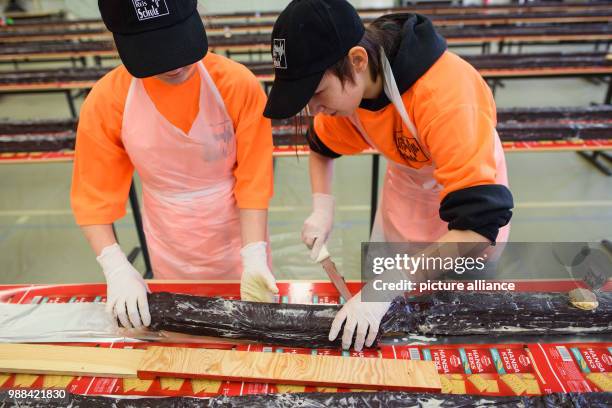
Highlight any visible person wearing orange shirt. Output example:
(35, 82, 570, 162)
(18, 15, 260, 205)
(71, 0, 277, 329)
(264, 0, 513, 351)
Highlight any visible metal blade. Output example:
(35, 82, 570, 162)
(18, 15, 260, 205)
(320, 257, 352, 301)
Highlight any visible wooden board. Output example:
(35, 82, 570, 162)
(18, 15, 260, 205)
(0, 344, 144, 378)
(138, 346, 441, 392)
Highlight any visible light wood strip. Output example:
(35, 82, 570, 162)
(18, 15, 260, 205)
(0, 344, 144, 378)
(138, 347, 441, 392)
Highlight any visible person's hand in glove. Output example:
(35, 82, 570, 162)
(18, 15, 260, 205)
(328, 291, 392, 351)
(302, 193, 335, 261)
(240, 241, 279, 302)
(97, 243, 150, 329)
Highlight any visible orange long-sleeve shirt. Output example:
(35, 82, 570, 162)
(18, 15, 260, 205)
(71, 52, 273, 225)
(313, 51, 498, 201)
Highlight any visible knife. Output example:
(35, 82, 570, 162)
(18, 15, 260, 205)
(316, 244, 353, 301)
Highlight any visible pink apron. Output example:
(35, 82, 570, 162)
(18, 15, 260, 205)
(121, 62, 242, 279)
(354, 53, 510, 243)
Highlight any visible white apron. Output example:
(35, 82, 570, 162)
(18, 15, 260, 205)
(121, 62, 243, 279)
(353, 53, 510, 243)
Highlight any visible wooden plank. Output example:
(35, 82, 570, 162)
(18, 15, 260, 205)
(138, 346, 441, 392)
(0, 344, 144, 378)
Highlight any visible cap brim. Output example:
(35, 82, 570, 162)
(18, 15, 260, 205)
(264, 70, 324, 119)
(113, 12, 208, 78)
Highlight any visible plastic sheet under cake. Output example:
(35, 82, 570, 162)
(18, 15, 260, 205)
(0, 302, 121, 343)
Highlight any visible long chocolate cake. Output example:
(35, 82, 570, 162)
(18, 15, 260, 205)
(148, 291, 612, 348)
(385, 291, 612, 335)
(147, 291, 347, 348)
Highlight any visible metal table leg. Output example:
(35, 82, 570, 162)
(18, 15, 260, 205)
(577, 151, 612, 176)
(602, 239, 612, 255)
(370, 154, 380, 234)
(128, 180, 153, 278)
(64, 90, 77, 119)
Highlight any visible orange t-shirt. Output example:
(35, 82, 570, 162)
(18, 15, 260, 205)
(71, 52, 273, 225)
(313, 51, 498, 200)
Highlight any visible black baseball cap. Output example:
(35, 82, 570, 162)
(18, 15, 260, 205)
(98, 0, 208, 78)
(264, 0, 365, 119)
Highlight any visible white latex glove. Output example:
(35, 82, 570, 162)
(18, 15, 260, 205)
(328, 291, 392, 351)
(302, 193, 335, 261)
(97, 243, 150, 329)
(240, 242, 279, 302)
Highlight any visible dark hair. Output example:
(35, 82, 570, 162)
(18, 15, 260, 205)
(330, 17, 403, 86)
